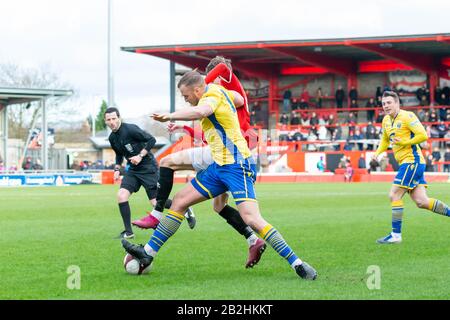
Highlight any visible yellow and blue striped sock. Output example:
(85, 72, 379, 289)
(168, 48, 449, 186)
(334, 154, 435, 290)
(259, 224, 300, 267)
(148, 210, 185, 253)
(391, 200, 404, 234)
(428, 199, 450, 217)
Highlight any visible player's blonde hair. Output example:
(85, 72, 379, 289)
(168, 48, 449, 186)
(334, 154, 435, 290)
(177, 70, 204, 88)
(206, 56, 232, 73)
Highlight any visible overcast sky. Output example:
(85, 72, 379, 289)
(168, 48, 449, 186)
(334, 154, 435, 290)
(1, 0, 449, 122)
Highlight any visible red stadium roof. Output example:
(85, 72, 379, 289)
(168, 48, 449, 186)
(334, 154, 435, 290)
(122, 33, 450, 79)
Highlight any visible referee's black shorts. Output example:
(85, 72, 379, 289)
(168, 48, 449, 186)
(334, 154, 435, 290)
(120, 169, 159, 200)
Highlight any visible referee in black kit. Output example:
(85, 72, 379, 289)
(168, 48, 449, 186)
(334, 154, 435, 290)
(105, 107, 160, 239)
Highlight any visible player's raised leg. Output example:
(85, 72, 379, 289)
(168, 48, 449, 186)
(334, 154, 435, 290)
(377, 185, 407, 244)
(410, 185, 450, 217)
(213, 193, 266, 268)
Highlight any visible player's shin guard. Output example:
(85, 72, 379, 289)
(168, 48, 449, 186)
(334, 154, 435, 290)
(428, 198, 450, 217)
(391, 200, 404, 234)
(147, 210, 185, 255)
(154, 167, 175, 212)
(118, 201, 133, 233)
(259, 224, 300, 267)
(218, 205, 254, 239)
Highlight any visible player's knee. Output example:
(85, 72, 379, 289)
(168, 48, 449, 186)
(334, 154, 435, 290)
(388, 192, 400, 202)
(415, 198, 429, 209)
(169, 193, 188, 213)
(213, 197, 227, 213)
(159, 155, 174, 168)
(117, 189, 129, 202)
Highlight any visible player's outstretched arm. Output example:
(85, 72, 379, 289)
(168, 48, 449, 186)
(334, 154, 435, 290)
(152, 105, 214, 122)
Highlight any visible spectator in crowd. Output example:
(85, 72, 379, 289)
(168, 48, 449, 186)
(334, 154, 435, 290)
(431, 147, 441, 172)
(0, 160, 5, 172)
(290, 112, 300, 125)
(317, 124, 328, 141)
(351, 128, 364, 151)
(444, 147, 450, 173)
(344, 160, 354, 182)
(316, 156, 325, 172)
(22, 157, 32, 170)
(366, 97, 376, 122)
(376, 95, 383, 108)
(335, 85, 345, 108)
(425, 152, 434, 172)
(416, 85, 426, 102)
(346, 112, 357, 136)
(299, 98, 309, 109)
(104, 160, 115, 170)
(291, 98, 300, 111)
(251, 101, 261, 112)
(310, 112, 319, 126)
(349, 86, 358, 104)
(435, 86, 442, 104)
(417, 108, 426, 122)
(446, 109, 450, 122)
(365, 122, 377, 150)
(300, 89, 310, 104)
(375, 86, 383, 101)
(350, 99, 359, 119)
(307, 129, 318, 151)
(436, 120, 449, 148)
(369, 156, 379, 173)
(283, 89, 292, 113)
(250, 110, 258, 126)
(300, 112, 310, 126)
(327, 114, 337, 136)
(438, 95, 447, 120)
(379, 153, 389, 171)
(331, 126, 343, 151)
(420, 95, 428, 107)
(429, 110, 438, 128)
(424, 86, 431, 104)
(32, 159, 43, 170)
(358, 154, 366, 169)
(316, 87, 323, 108)
(443, 86, 450, 102)
(337, 156, 347, 169)
(375, 109, 385, 124)
(280, 113, 289, 125)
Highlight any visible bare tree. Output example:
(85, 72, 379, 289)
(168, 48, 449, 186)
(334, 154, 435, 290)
(0, 62, 77, 139)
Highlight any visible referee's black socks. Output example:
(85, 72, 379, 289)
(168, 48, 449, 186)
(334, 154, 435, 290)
(118, 201, 133, 233)
(154, 167, 175, 212)
(218, 205, 254, 239)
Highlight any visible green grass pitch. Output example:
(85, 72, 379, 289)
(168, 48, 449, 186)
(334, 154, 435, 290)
(1, 182, 449, 300)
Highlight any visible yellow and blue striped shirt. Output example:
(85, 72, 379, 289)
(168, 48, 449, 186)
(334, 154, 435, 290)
(378, 110, 426, 165)
(198, 84, 252, 166)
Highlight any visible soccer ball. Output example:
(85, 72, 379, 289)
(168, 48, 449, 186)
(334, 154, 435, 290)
(123, 253, 152, 275)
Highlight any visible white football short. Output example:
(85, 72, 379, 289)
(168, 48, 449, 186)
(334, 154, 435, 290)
(187, 146, 214, 172)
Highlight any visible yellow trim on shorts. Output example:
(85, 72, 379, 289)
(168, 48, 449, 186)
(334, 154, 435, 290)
(235, 198, 258, 203)
(194, 178, 213, 198)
